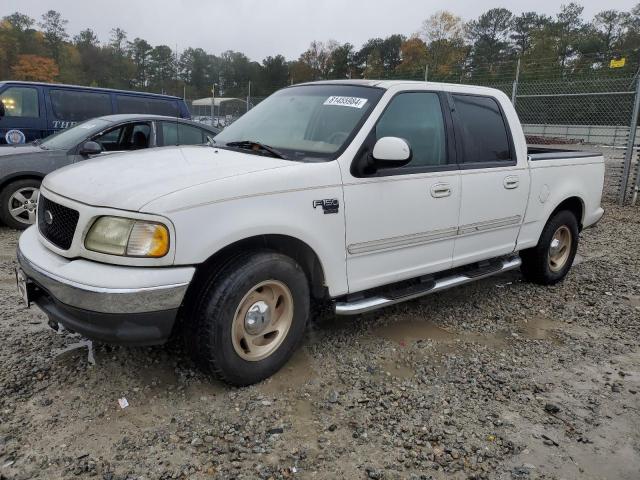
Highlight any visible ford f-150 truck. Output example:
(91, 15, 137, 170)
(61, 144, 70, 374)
(16, 80, 605, 386)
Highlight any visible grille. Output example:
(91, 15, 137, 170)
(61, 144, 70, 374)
(37, 196, 79, 250)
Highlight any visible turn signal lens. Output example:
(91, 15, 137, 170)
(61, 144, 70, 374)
(126, 222, 170, 257)
(85, 217, 170, 258)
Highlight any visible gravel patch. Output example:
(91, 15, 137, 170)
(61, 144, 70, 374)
(0, 201, 638, 479)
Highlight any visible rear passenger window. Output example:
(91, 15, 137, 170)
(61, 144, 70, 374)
(161, 122, 205, 146)
(49, 90, 112, 121)
(0, 87, 39, 118)
(451, 95, 511, 164)
(117, 96, 178, 116)
(375, 92, 447, 168)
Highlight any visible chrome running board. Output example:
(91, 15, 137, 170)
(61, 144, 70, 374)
(334, 255, 522, 315)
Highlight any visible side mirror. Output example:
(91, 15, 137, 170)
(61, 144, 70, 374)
(79, 141, 102, 156)
(372, 137, 412, 168)
(0, 101, 5, 118)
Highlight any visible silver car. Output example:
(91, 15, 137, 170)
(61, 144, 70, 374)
(0, 114, 219, 228)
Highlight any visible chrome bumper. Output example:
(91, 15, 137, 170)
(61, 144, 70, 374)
(16, 226, 194, 314)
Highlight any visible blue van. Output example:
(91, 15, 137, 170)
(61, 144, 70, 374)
(0, 81, 191, 144)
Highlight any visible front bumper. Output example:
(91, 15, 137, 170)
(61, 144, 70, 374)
(17, 226, 195, 345)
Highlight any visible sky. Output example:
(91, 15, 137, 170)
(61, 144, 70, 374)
(3, 0, 638, 61)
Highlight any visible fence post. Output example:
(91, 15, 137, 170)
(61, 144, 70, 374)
(210, 84, 215, 128)
(620, 75, 640, 205)
(247, 81, 251, 113)
(511, 58, 520, 106)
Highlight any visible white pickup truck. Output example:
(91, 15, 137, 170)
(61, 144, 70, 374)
(16, 80, 604, 385)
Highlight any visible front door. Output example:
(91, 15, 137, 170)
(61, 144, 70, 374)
(343, 90, 461, 293)
(448, 93, 529, 266)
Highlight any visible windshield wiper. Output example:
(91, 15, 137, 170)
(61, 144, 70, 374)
(224, 140, 287, 159)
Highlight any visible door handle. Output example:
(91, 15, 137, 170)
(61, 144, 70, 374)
(430, 183, 452, 198)
(504, 176, 519, 189)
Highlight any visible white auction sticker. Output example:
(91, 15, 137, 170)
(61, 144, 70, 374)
(323, 96, 368, 109)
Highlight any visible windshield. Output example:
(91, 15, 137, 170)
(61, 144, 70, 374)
(40, 118, 111, 150)
(214, 85, 383, 161)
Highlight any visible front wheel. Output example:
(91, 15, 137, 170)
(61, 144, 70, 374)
(0, 179, 41, 229)
(187, 251, 310, 386)
(520, 210, 579, 285)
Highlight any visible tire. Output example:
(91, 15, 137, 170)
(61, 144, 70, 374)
(186, 250, 310, 386)
(0, 179, 41, 230)
(520, 210, 579, 285)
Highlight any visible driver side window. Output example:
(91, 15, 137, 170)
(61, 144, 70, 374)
(92, 122, 151, 151)
(376, 92, 447, 168)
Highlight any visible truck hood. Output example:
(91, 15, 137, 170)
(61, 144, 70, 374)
(43, 146, 296, 211)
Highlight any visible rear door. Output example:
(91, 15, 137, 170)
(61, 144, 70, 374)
(449, 93, 529, 266)
(343, 90, 461, 293)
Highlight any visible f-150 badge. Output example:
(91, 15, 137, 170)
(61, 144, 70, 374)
(313, 199, 339, 214)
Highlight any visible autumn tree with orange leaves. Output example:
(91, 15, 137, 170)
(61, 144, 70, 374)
(11, 54, 59, 82)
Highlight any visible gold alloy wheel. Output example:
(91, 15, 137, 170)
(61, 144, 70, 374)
(231, 280, 294, 362)
(548, 225, 572, 272)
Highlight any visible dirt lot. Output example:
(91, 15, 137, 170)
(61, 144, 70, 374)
(0, 202, 639, 480)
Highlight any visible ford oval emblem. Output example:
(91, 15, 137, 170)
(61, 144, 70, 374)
(44, 210, 53, 225)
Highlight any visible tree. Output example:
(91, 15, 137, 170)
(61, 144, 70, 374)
(593, 10, 629, 53)
(149, 45, 176, 93)
(128, 37, 153, 88)
(396, 37, 428, 79)
(420, 11, 466, 78)
(261, 54, 289, 90)
(363, 50, 384, 78)
(555, 3, 585, 69)
(39, 10, 68, 62)
(328, 43, 354, 79)
(467, 8, 514, 73)
(421, 11, 464, 44)
(109, 28, 127, 56)
(3, 12, 34, 32)
(11, 54, 58, 81)
(299, 41, 334, 80)
(511, 12, 550, 56)
(74, 28, 99, 48)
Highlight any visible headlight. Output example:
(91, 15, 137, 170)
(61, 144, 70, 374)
(85, 217, 170, 258)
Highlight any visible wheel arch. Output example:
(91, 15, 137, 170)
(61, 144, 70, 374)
(186, 234, 328, 301)
(0, 172, 45, 193)
(550, 196, 584, 230)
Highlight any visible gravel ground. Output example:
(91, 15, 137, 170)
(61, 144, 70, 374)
(0, 202, 639, 480)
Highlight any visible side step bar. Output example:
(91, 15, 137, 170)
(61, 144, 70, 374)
(334, 255, 522, 315)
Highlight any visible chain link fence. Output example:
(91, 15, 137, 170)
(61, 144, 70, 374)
(187, 74, 640, 205)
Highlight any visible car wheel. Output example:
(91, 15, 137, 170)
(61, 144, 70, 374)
(520, 210, 579, 285)
(0, 179, 41, 229)
(187, 250, 310, 386)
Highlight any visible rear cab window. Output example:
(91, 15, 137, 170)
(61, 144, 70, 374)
(450, 94, 513, 167)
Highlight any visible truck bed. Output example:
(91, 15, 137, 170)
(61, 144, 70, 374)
(528, 146, 602, 161)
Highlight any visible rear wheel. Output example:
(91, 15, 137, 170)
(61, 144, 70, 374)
(520, 210, 579, 285)
(186, 251, 310, 386)
(0, 179, 41, 229)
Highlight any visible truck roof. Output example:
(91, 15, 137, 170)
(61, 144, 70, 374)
(0, 80, 183, 100)
(297, 79, 505, 95)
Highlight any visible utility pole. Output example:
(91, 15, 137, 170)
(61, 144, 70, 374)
(424, 65, 428, 82)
